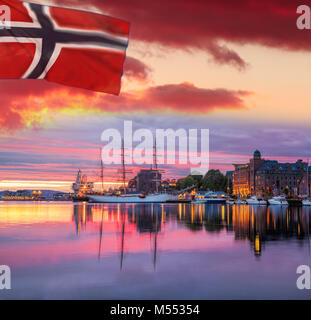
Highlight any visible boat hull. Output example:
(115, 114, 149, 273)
(246, 200, 267, 205)
(191, 200, 208, 204)
(205, 199, 226, 204)
(88, 194, 177, 203)
(234, 200, 246, 204)
(268, 200, 288, 205)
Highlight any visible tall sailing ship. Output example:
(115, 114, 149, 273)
(87, 139, 177, 203)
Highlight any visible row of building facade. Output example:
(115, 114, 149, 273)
(227, 150, 311, 197)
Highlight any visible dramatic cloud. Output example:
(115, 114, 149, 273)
(135, 83, 250, 111)
(207, 43, 248, 70)
(0, 54, 153, 130)
(51, 0, 310, 69)
(0, 80, 250, 130)
(0, 80, 95, 130)
(123, 56, 152, 81)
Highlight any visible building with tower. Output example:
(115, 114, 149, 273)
(232, 150, 311, 197)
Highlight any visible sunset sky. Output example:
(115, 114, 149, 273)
(1, 0, 311, 191)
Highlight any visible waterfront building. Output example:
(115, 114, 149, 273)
(128, 176, 174, 193)
(299, 172, 311, 197)
(232, 150, 311, 197)
(137, 169, 162, 193)
(226, 171, 234, 182)
(128, 177, 137, 192)
(2, 190, 36, 201)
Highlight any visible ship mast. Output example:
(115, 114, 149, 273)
(100, 148, 104, 194)
(121, 139, 126, 193)
(153, 138, 159, 193)
(153, 137, 158, 171)
(117, 139, 132, 194)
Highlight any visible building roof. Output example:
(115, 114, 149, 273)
(257, 160, 307, 174)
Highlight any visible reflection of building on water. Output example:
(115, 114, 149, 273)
(73, 203, 163, 269)
(72, 203, 311, 259)
(127, 204, 162, 234)
(176, 204, 311, 257)
(73, 202, 93, 234)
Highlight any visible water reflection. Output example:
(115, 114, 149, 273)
(73, 203, 311, 264)
(1, 202, 311, 299)
(74, 203, 163, 270)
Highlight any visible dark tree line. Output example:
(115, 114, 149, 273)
(176, 169, 229, 192)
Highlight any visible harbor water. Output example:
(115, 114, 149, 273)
(0, 201, 311, 299)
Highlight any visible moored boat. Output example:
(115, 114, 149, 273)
(88, 193, 177, 203)
(268, 196, 288, 206)
(204, 191, 226, 204)
(246, 196, 267, 205)
(234, 199, 246, 204)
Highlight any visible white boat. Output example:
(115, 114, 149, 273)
(268, 196, 288, 206)
(204, 191, 226, 204)
(190, 193, 208, 204)
(246, 196, 267, 205)
(302, 199, 311, 206)
(234, 199, 246, 204)
(226, 199, 235, 205)
(88, 193, 177, 203)
(88, 137, 178, 204)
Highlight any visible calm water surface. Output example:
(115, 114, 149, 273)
(0, 201, 311, 300)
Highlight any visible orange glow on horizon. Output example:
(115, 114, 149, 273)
(0, 180, 124, 192)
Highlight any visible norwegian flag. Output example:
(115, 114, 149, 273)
(0, 0, 130, 94)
